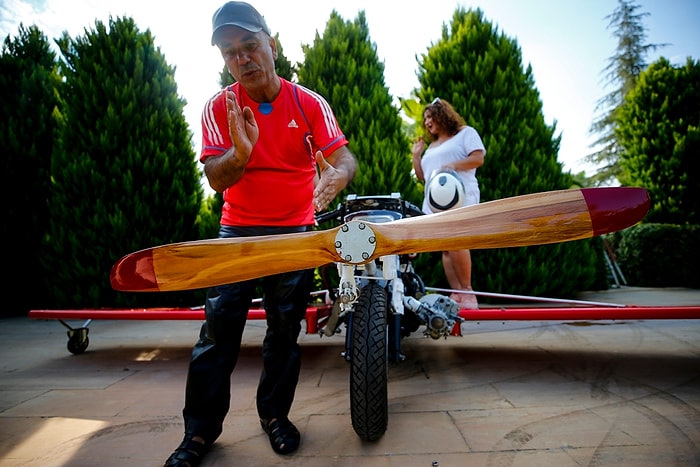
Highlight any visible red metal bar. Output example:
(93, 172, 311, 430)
(29, 304, 700, 324)
(29, 308, 206, 321)
(28, 306, 333, 334)
(457, 306, 700, 321)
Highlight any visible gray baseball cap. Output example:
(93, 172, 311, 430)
(211, 2, 271, 45)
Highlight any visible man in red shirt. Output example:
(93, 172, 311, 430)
(165, 2, 357, 465)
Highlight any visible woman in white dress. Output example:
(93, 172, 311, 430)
(411, 98, 486, 309)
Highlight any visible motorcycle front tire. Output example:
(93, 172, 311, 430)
(349, 281, 389, 441)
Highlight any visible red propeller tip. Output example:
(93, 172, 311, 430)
(110, 249, 159, 291)
(581, 187, 650, 236)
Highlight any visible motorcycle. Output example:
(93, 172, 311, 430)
(314, 193, 464, 441)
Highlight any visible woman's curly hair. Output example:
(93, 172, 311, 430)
(423, 98, 466, 141)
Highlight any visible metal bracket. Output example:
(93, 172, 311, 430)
(337, 263, 359, 312)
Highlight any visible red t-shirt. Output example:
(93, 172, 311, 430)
(200, 78, 348, 226)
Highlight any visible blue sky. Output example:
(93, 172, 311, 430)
(2, 0, 698, 178)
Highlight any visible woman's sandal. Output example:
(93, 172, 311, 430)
(260, 418, 300, 454)
(164, 434, 210, 467)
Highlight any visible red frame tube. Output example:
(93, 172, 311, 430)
(29, 304, 700, 325)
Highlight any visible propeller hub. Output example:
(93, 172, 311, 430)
(334, 221, 377, 264)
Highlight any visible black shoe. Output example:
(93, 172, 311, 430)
(164, 434, 210, 467)
(260, 418, 300, 454)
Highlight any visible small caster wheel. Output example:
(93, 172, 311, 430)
(67, 328, 89, 354)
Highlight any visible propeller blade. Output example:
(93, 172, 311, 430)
(110, 187, 648, 292)
(370, 186, 649, 255)
(110, 229, 340, 292)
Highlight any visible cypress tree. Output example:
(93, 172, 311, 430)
(272, 33, 296, 82)
(585, 0, 666, 186)
(0, 24, 61, 315)
(297, 10, 421, 208)
(616, 57, 700, 225)
(44, 16, 203, 308)
(412, 8, 606, 298)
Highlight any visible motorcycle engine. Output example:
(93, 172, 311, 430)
(404, 294, 463, 339)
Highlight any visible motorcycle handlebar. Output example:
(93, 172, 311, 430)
(314, 203, 344, 225)
(403, 201, 425, 218)
(314, 198, 425, 225)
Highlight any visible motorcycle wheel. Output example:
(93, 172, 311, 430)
(350, 281, 388, 441)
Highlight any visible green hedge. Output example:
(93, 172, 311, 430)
(613, 224, 700, 288)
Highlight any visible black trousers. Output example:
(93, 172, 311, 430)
(181, 225, 314, 443)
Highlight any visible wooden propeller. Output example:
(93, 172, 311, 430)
(110, 187, 649, 292)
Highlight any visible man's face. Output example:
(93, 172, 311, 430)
(216, 27, 277, 91)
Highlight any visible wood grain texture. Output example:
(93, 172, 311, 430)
(371, 189, 591, 256)
(110, 187, 648, 292)
(149, 229, 338, 291)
